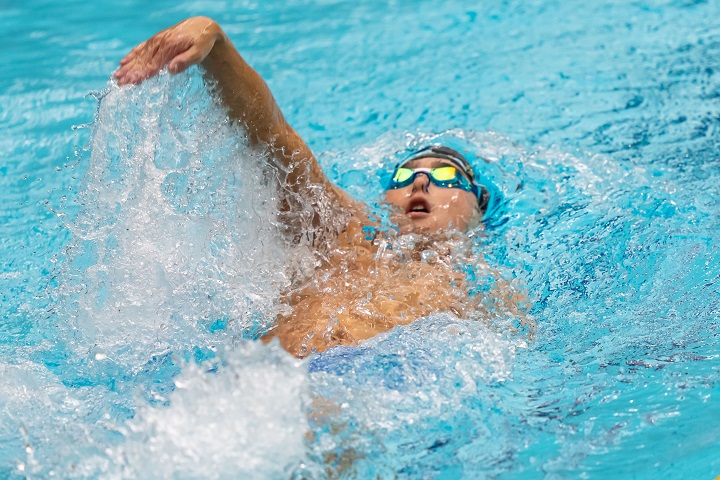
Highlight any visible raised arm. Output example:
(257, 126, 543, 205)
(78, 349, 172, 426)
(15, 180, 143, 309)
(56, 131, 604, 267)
(114, 17, 366, 242)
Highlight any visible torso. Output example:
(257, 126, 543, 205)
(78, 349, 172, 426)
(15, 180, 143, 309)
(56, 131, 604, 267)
(262, 218, 474, 357)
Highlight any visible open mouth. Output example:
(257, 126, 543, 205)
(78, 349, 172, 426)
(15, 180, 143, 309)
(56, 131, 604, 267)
(406, 198, 431, 217)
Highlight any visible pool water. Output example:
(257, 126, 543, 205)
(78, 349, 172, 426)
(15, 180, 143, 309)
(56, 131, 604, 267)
(2, 0, 720, 478)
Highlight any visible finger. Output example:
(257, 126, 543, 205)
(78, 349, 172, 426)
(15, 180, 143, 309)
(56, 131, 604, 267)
(118, 50, 136, 67)
(119, 40, 146, 66)
(115, 70, 137, 86)
(167, 46, 202, 74)
(127, 42, 169, 80)
(114, 57, 145, 83)
(128, 69, 148, 85)
(118, 54, 133, 67)
(121, 37, 164, 73)
(115, 46, 152, 84)
(114, 61, 133, 78)
(115, 68, 134, 86)
(114, 58, 153, 86)
(113, 63, 132, 84)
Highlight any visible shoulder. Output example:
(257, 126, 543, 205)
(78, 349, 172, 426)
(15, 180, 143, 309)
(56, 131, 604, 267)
(335, 211, 379, 251)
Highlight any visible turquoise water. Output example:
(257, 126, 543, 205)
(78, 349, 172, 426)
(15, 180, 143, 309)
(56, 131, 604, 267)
(2, 0, 720, 478)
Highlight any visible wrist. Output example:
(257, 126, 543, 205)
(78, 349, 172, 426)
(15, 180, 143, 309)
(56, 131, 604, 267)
(205, 18, 227, 45)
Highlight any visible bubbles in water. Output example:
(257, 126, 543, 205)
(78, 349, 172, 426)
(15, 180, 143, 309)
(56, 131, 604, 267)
(55, 70, 290, 375)
(104, 342, 308, 480)
(304, 314, 521, 477)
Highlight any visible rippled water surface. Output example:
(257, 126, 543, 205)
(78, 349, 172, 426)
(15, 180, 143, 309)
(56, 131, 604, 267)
(2, 0, 720, 478)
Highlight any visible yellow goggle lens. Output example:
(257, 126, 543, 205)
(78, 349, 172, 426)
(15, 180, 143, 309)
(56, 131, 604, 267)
(393, 167, 415, 183)
(430, 166, 458, 181)
(392, 166, 459, 183)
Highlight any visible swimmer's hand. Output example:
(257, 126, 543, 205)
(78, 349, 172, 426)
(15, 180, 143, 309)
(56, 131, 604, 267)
(114, 17, 225, 86)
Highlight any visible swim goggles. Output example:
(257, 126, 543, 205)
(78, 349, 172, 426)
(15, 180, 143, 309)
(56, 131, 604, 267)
(386, 165, 480, 198)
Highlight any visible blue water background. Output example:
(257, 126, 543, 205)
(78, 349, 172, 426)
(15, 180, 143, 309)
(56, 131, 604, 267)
(2, 0, 720, 477)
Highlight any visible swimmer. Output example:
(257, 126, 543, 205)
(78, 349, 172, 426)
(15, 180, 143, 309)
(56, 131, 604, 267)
(115, 17, 522, 357)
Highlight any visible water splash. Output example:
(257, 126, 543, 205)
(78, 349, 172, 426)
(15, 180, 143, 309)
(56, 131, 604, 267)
(50, 70, 291, 378)
(103, 342, 308, 480)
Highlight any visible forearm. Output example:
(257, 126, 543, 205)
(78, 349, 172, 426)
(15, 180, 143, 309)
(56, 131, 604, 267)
(203, 37, 291, 150)
(201, 27, 323, 187)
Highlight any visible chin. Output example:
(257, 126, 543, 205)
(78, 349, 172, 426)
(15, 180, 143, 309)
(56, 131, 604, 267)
(392, 213, 460, 235)
(417, 217, 471, 234)
(408, 218, 447, 234)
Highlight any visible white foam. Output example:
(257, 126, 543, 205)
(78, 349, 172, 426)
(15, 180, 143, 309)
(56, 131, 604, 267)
(0, 360, 122, 478)
(103, 341, 308, 480)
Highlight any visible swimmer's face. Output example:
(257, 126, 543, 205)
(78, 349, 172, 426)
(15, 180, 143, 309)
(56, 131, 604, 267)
(384, 157, 480, 233)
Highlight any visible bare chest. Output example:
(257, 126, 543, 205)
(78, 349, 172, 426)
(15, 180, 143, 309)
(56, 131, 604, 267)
(266, 246, 469, 356)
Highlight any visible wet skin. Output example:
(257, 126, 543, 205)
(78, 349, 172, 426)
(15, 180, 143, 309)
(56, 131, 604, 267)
(383, 157, 480, 234)
(114, 17, 496, 358)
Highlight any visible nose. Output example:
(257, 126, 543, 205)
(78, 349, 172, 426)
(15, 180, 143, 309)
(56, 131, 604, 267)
(411, 171, 431, 193)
